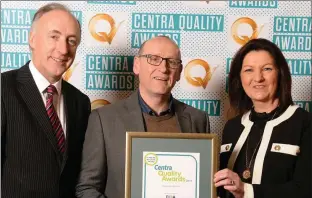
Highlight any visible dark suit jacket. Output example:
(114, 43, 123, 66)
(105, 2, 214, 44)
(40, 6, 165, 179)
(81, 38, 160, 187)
(219, 105, 311, 198)
(76, 90, 210, 198)
(1, 62, 91, 198)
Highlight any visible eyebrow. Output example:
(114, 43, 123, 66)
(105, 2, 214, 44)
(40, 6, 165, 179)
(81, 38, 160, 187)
(152, 54, 180, 59)
(48, 30, 78, 39)
(48, 30, 61, 35)
(242, 63, 274, 67)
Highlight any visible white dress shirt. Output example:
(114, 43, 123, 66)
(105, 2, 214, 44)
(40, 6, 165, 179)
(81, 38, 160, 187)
(29, 61, 67, 138)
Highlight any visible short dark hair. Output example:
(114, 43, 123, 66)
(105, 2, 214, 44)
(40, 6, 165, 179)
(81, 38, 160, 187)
(228, 38, 293, 115)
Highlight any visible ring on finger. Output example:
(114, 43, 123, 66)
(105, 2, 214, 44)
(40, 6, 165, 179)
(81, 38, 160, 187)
(230, 180, 235, 185)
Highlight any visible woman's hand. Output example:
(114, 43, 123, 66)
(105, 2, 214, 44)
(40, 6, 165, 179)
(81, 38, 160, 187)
(214, 168, 245, 198)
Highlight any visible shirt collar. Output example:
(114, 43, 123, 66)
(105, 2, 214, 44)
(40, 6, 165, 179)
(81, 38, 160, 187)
(138, 90, 174, 116)
(29, 60, 62, 94)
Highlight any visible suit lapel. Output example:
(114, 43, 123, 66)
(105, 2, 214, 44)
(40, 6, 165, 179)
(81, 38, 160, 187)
(120, 93, 192, 133)
(117, 91, 144, 188)
(120, 91, 145, 132)
(16, 64, 62, 166)
(60, 81, 75, 171)
(173, 99, 192, 133)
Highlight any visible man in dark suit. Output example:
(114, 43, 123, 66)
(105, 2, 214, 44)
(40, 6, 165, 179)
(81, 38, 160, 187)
(1, 3, 91, 198)
(76, 36, 210, 198)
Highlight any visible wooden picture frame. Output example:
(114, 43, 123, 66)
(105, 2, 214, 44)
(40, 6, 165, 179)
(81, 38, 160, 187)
(125, 132, 218, 198)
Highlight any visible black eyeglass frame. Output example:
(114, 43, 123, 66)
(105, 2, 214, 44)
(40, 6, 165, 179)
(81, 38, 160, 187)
(136, 54, 182, 69)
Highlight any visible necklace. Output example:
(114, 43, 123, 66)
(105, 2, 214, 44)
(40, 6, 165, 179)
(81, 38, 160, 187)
(242, 109, 278, 180)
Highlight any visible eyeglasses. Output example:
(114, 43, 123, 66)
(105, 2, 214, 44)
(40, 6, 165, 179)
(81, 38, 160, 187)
(137, 54, 182, 69)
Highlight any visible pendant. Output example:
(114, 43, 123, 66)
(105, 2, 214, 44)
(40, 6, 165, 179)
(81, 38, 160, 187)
(243, 169, 251, 180)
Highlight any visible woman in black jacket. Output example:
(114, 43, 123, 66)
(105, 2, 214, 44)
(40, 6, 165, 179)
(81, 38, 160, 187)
(214, 38, 311, 198)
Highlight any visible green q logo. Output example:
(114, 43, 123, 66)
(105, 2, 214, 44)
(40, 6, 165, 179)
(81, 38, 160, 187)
(144, 153, 158, 166)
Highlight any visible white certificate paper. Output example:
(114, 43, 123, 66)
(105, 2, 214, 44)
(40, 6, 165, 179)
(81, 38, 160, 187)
(142, 151, 200, 198)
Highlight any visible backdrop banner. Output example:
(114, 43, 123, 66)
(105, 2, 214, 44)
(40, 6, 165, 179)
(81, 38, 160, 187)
(1, 1, 311, 142)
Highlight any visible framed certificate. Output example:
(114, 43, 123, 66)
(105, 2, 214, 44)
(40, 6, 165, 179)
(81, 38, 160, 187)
(125, 132, 218, 198)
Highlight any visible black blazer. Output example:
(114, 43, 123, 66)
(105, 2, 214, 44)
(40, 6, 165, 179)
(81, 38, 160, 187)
(1, 62, 91, 198)
(219, 105, 311, 198)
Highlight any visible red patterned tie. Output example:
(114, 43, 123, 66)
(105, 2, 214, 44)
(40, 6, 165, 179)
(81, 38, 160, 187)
(46, 85, 65, 154)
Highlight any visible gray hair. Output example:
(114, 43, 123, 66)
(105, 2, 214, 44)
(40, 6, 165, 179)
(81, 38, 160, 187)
(31, 3, 81, 35)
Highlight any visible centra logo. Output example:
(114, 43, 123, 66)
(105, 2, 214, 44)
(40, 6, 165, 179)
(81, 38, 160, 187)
(91, 99, 111, 110)
(231, 17, 264, 45)
(88, 13, 125, 44)
(63, 62, 78, 81)
(184, 59, 217, 89)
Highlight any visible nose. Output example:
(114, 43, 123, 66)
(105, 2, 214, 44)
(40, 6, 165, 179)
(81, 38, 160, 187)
(254, 70, 264, 82)
(57, 39, 69, 55)
(158, 59, 169, 73)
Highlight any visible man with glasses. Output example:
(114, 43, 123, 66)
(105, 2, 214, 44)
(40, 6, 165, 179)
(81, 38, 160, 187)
(76, 36, 210, 198)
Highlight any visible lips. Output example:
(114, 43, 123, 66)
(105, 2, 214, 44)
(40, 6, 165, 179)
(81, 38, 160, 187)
(253, 85, 265, 89)
(153, 77, 168, 81)
(51, 57, 67, 63)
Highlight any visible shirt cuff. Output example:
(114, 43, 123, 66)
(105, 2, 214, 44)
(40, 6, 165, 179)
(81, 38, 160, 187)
(244, 183, 254, 198)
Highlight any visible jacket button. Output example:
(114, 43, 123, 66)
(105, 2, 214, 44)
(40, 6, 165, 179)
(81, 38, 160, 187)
(296, 148, 300, 154)
(274, 145, 281, 151)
